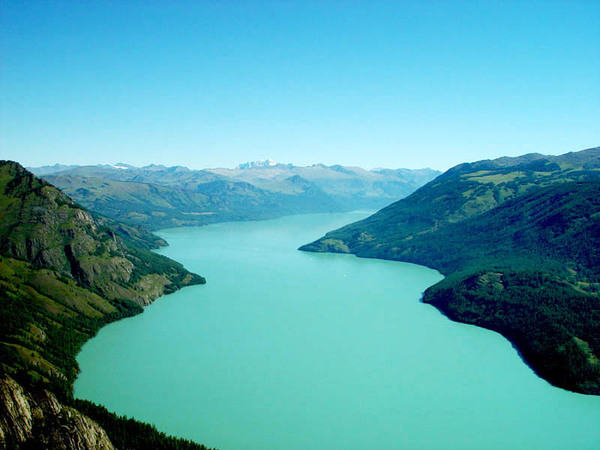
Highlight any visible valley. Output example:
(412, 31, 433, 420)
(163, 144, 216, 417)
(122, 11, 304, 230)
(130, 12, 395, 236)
(30, 161, 440, 230)
(2, 146, 600, 449)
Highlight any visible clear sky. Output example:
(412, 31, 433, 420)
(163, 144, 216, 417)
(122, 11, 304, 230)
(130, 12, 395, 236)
(1, 0, 599, 171)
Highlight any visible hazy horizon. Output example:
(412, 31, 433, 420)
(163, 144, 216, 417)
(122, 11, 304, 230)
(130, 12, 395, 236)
(23, 144, 600, 173)
(26, 158, 445, 172)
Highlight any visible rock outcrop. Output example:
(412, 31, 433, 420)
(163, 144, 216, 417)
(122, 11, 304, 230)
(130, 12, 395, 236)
(0, 376, 114, 449)
(0, 161, 207, 447)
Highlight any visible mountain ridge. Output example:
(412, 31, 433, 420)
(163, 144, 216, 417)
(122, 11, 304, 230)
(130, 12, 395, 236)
(0, 161, 210, 449)
(30, 162, 441, 230)
(300, 146, 600, 394)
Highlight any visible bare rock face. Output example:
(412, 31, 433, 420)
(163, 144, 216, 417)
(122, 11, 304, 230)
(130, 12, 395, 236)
(0, 377, 34, 444)
(0, 376, 114, 449)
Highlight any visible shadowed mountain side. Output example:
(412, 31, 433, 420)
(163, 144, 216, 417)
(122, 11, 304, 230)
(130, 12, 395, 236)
(300, 147, 600, 394)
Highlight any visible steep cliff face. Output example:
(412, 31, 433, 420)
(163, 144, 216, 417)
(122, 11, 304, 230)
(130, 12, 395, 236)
(0, 161, 208, 447)
(0, 160, 204, 308)
(0, 376, 114, 449)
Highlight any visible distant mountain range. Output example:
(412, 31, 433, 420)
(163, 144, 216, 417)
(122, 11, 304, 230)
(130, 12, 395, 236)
(5, 146, 599, 449)
(28, 162, 440, 230)
(301, 146, 600, 395)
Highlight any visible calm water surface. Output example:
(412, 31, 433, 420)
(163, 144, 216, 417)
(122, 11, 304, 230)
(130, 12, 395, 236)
(75, 212, 600, 449)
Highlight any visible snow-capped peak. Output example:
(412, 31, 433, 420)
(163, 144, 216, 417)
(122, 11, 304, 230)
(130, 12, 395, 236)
(237, 159, 278, 169)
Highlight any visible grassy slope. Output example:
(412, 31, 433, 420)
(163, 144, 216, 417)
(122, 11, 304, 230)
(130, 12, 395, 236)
(39, 164, 441, 230)
(300, 147, 600, 394)
(43, 174, 216, 230)
(0, 161, 210, 448)
(45, 173, 343, 230)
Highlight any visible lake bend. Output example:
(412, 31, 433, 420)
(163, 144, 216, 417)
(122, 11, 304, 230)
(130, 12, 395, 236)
(75, 212, 600, 449)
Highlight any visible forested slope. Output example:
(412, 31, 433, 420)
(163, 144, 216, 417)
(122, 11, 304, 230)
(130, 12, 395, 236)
(33, 162, 440, 230)
(0, 161, 211, 448)
(301, 147, 600, 394)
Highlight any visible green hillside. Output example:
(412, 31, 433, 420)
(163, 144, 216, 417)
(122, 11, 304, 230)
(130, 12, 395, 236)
(43, 173, 342, 230)
(0, 161, 209, 448)
(33, 163, 440, 230)
(301, 147, 600, 394)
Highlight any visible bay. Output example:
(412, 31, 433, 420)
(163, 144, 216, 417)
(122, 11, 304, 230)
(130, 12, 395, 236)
(75, 212, 600, 449)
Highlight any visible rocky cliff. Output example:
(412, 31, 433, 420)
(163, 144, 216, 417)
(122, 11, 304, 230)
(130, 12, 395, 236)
(0, 376, 114, 449)
(0, 161, 209, 448)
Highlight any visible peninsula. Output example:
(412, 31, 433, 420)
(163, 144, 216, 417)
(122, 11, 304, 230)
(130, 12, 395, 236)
(301, 146, 600, 395)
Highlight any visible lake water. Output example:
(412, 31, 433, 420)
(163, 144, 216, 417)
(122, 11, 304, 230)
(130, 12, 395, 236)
(75, 212, 600, 449)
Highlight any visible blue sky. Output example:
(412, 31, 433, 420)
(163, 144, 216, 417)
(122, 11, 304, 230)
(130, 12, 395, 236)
(1, 0, 599, 170)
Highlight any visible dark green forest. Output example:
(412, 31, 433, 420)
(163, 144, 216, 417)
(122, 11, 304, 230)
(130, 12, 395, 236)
(74, 399, 214, 450)
(425, 270, 600, 393)
(301, 147, 600, 394)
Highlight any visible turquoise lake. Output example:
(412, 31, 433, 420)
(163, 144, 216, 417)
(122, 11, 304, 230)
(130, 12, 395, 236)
(75, 212, 600, 449)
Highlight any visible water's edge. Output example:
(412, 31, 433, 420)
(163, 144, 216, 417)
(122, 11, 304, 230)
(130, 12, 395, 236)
(75, 213, 600, 450)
